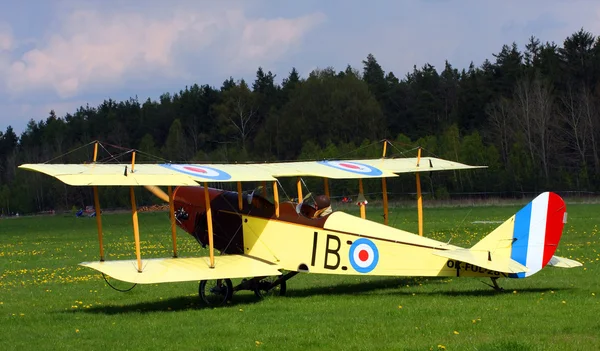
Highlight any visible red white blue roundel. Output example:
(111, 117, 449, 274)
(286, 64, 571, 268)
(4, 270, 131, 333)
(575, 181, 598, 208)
(160, 164, 232, 181)
(349, 238, 379, 273)
(318, 161, 383, 176)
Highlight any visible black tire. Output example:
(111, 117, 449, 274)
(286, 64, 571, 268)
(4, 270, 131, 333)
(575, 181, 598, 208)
(253, 276, 287, 298)
(199, 279, 233, 306)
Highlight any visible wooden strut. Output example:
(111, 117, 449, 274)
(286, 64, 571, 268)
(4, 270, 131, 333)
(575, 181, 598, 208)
(237, 182, 243, 210)
(204, 182, 215, 268)
(381, 140, 389, 226)
(273, 181, 280, 218)
(93, 187, 105, 261)
(130, 186, 143, 272)
(296, 177, 303, 203)
(127, 151, 142, 272)
(359, 178, 366, 219)
(92, 142, 105, 261)
(168, 186, 178, 258)
(324, 178, 330, 198)
(416, 147, 423, 237)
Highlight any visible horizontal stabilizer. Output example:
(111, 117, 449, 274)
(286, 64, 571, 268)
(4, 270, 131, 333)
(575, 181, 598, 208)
(432, 249, 529, 274)
(80, 255, 282, 284)
(547, 255, 583, 268)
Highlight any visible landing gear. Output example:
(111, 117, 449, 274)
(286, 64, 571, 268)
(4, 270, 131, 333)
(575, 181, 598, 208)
(253, 276, 287, 298)
(483, 277, 504, 292)
(198, 271, 298, 306)
(199, 279, 233, 306)
(490, 277, 504, 291)
(251, 271, 297, 298)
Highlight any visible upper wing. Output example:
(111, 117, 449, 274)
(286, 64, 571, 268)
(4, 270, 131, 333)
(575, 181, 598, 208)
(80, 255, 282, 284)
(19, 157, 485, 186)
(19, 163, 277, 185)
(251, 160, 399, 179)
(359, 157, 487, 174)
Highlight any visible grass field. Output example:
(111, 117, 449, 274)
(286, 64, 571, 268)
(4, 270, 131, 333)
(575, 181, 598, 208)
(0, 202, 598, 350)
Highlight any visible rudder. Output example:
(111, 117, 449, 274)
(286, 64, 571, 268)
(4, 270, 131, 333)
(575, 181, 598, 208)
(471, 192, 567, 278)
(509, 192, 566, 277)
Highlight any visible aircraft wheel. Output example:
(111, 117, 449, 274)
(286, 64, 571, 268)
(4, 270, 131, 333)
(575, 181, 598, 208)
(254, 276, 287, 298)
(199, 279, 233, 306)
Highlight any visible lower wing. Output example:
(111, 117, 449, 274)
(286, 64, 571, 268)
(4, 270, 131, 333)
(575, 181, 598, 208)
(80, 255, 282, 284)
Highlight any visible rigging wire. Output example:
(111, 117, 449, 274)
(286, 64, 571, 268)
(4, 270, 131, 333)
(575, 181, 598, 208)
(97, 142, 115, 161)
(101, 273, 137, 292)
(42, 140, 97, 164)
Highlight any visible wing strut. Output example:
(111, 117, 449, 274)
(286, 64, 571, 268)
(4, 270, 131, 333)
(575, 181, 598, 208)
(92, 142, 105, 261)
(296, 177, 303, 202)
(129, 186, 143, 272)
(381, 140, 389, 226)
(416, 147, 423, 236)
(204, 182, 215, 268)
(128, 151, 143, 272)
(168, 186, 178, 258)
(237, 182, 243, 210)
(359, 178, 366, 219)
(273, 181, 280, 218)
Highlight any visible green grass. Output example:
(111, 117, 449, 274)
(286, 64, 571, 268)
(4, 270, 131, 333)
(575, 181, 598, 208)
(0, 203, 598, 350)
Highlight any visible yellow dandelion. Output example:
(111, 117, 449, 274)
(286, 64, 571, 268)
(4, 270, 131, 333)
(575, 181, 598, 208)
(255, 340, 262, 346)
(453, 331, 459, 335)
(513, 290, 517, 294)
(75, 329, 79, 333)
(437, 345, 446, 350)
(239, 308, 244, 312)
(398, 305, 403, 309)
(562, 300, 566, 304)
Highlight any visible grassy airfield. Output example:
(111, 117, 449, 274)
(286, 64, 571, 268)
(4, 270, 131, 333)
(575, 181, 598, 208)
(0, 202, 598, 350)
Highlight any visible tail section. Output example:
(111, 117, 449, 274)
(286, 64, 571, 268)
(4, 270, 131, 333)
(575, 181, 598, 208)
(471, 192, 569, 278)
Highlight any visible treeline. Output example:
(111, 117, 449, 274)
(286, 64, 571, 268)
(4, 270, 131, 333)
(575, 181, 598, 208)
(1, 29, 600, 214)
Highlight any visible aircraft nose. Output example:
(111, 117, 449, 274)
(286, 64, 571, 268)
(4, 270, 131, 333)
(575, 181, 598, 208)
(172, 186, 207, 235)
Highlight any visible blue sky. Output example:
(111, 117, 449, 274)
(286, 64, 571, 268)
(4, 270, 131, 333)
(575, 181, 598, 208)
(1, 0, 598, 135)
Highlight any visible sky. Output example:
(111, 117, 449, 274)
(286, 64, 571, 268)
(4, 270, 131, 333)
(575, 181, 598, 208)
(1, 0, 599, 135)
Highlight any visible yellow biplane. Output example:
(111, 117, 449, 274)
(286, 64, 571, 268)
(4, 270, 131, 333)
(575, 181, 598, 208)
(19, 142, 582, 305)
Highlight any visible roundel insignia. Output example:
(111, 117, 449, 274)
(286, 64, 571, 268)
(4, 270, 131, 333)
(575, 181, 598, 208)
(160, 164, 232, 181)
(318, 160, 383, 176)
(348, 238, 379, 273)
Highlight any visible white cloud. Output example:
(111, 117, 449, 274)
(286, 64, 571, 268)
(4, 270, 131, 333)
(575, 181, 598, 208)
(235, 13, 326, 65)
(2, 5, 325, 99)
(0, 28, 11, 51)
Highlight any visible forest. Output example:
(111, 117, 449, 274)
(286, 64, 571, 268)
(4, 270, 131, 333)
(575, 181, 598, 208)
(1, 29, 599, 214)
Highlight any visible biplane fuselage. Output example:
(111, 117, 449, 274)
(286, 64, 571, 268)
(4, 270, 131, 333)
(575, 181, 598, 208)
(173, 186, 505, 278)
